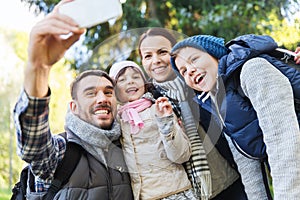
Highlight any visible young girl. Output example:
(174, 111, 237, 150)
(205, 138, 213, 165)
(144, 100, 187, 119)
(170, 34, 300, 200)
(109, 60, 197, 200)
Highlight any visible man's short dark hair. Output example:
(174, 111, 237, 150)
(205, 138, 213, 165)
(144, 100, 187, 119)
(70, 70, 115, 100)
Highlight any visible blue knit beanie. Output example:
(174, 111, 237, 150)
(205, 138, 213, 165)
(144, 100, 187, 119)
(171, 35, 227, 71)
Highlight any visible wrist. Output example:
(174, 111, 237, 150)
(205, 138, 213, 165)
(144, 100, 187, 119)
(24, 62, 50, 98)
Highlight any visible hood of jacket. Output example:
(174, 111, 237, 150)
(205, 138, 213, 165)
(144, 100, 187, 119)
(218, 34, 278, 83)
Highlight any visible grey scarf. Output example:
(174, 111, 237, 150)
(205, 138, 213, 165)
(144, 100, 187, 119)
(154, 77, 212, 199)
(65, 110, 121, 166)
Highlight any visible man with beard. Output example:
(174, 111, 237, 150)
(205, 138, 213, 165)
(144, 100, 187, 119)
(13, 1, 133, 199)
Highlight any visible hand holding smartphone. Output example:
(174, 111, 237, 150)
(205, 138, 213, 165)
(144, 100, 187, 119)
(276, 48, 297, 57)
(59, 0, 123, 28)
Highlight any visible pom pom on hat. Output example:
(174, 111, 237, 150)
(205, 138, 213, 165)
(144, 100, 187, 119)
(109, 60, 146, 80)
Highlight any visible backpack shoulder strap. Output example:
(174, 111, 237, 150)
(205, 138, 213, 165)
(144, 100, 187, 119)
(44, 132, 83, 200)
(10, 165, 32, 200)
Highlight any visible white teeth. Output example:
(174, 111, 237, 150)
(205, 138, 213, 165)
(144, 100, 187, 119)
(196, 73, 205, 83)
(153, 66, 166, 73)
(126, 88, 137, 93)
(95, 110, 108, 115)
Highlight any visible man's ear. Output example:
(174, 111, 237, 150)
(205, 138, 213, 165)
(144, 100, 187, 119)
(69, 101, 78, 114)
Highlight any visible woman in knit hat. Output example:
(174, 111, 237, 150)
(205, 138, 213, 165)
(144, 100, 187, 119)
(109, 60, 198, 200)
(138, 27, 247, 200)
(171, 34, 300, 200)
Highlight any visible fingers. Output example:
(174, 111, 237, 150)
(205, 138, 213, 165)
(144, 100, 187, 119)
(31, 0, 83, 38)
(40, 12, 81, 35)
(295, 47, 300, 64)
(62, 30, 85, 49)
(156, 97, 172, 115)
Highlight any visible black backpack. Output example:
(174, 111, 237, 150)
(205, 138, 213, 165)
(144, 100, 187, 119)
(11, 133, 83, 200)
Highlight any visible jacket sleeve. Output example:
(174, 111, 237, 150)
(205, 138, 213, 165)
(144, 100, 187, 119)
(240, 57, 300, 199)
(13, 89, 66, 180)
(156, 114, 192, 164)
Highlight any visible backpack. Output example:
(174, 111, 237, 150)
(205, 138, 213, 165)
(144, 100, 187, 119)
(247, 48, 300, 111)
(11, 132, 83, 200)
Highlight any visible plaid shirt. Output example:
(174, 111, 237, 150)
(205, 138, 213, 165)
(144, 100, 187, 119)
(13, 90, 66, 192)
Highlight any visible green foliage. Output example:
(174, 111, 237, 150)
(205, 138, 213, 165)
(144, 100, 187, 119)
(0, 29, 27, 188)
(48, 61, 75, 134)
(0, 28, 75, 189)
(0, 188, 11, 200)
(20, 0, 300, 73)
(258, 11, 300, 49)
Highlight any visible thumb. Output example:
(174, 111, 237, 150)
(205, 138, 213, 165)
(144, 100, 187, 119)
(62, 31, 85, 49)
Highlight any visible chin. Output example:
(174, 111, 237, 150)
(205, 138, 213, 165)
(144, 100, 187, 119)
(94, 118, 113, 130)
(156, 76, 168, 83)
(99, 123, 113, 130)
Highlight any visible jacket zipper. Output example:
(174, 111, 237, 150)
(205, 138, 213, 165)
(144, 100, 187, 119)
(106, 166, 113, 200)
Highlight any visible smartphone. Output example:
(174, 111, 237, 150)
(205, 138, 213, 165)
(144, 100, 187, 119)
(59, 0, 123, 28)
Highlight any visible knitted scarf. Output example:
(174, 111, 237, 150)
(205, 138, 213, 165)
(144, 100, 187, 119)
(65, 110, 121, 166)
(118, 98, 153, 134)
(154, 77, 212, 199)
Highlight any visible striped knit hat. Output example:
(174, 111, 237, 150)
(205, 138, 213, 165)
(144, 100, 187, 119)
(171, 35, 228, 71)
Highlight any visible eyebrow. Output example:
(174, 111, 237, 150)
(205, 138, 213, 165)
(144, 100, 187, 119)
(83, 85, 114, 93)
(142, 47, 168, 53)
(184, 51, 198, 64)
(187, 52, 196, 61)
(157, 48, 169, 53)
(105, 85, 114, 90)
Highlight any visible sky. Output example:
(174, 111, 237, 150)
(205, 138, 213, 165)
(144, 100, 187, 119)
(0, 0, 42, 33)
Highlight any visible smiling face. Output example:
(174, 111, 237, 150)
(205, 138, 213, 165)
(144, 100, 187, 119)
(140, 35, 176, 82)
(174, 47, 219, 92)
(70, 75, 117, 130)
(115, 67, 146, 103)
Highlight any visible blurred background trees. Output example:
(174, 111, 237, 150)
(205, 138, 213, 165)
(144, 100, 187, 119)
(0, 28, 74, 189)
(21, 0, 300, 72)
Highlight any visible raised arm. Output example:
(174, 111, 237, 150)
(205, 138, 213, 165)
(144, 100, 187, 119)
(25, 0, 85, 97)
(155, 97, 191, 163)
(14, 0, 85, 180)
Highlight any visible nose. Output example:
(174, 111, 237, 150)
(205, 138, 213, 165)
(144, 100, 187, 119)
(152, 53, 161, 64)
(187, 64, 197, 76)
(96, 91, 108, 104)
(127, 77, 135, 84)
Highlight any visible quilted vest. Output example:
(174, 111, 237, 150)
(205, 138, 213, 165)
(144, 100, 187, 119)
(196, 34, 300, 160)
(26, 135, 134, 200)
